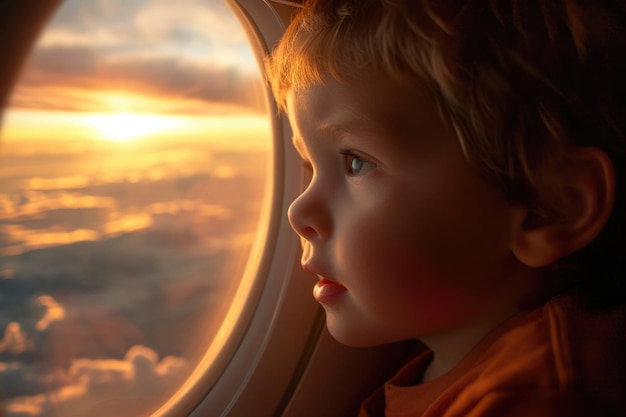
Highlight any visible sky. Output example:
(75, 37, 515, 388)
(0, 0, 272, 415)
(2, 0, 269, 144)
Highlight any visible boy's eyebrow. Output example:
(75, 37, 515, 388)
(318, 123, 347, 138)
(290, 119, 387, 157)
(318, 120, 368, 139)
(318, 116, 397, 143)
(290, 123, 362, 159)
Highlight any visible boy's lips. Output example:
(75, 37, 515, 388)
(302, 263, 347, 304)
(313, 278, 347, 304)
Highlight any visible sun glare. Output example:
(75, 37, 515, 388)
(86, 113, 175, 141)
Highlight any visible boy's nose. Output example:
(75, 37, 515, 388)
(287, 186, 329, 241)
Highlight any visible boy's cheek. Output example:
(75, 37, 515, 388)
(348, 247, 486, 333)
(346, 238, 443, 289)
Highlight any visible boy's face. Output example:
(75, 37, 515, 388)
(286, 74, 530, 347)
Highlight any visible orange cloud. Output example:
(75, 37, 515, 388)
(0, 322, 32, 354)
(146, 200, 231, 219)
(0, 191, 116, 220)
(1, 225, 100, 256)
(8, 85, 258, 116)
(24, 176, 91, 190)
(4, 345, 189, 417)
(36, 296, 66, 332)
(5, 396, 45, 416)
(103, 213, 152, 237)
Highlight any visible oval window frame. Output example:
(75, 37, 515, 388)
(0, 1, 320, 416)
(151, 1, 325, 416)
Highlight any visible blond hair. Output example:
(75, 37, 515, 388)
(266, 0, 626, 202)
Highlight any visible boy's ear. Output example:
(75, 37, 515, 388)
(512, 147, 616, 268)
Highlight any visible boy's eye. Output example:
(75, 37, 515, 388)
(342, 151, 376, 177)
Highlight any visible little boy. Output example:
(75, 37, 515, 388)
(266, 0, 626, 415)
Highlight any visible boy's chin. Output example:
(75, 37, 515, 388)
(325, 318, 400, 348)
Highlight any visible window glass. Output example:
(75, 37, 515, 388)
(0, 0, 271, 416)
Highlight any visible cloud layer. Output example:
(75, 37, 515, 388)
(0, 144, 268, 416)
(10, 0, 266, 114)
(4, 344, 189, 417)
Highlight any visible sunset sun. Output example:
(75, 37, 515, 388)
(87, 112, 174, 141)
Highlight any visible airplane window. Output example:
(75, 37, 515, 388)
(0, 0, 271, 416)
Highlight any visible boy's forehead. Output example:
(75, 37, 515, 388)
(286, 75, 453, 148)
(287, 86, 389, 151)
(286, 78, 397, 136)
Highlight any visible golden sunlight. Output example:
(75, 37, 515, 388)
(1, 109, 271, 150)
(86, 113, 175, 141)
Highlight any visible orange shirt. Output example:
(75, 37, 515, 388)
(359, 295, 626, 417)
